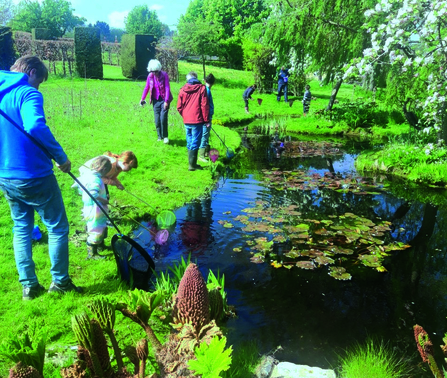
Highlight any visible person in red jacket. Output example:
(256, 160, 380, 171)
(177, 71, 210, 171)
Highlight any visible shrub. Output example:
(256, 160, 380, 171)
(121, 34, 156, 80)
(31, 28, 51, 41)
(0, 27, 16, 70)
(74, 27, 103, 79)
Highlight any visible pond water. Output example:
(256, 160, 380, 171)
(134, 133, 447, 375)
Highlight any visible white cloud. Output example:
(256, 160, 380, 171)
(150, 4, 164, 11)
(108, 10, 129, 29)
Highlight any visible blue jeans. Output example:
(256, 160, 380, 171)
(199, 122, 212, 149)
(0, 175, 70, 287)
(153, 99, 169, 139)
(185, 123, 204, 150)
(277, 83, 288, 102)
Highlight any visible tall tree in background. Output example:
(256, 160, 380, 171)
(94, 20, 110, 41)
(125, 5, 163, 39)
(11, 0, 85, 38)
(0, 0, 15, 26)
(264, 0, 375, 109)
(174, 18, 222, 79)
(177, 0, 270, 69)
(109, 27, 125, 42)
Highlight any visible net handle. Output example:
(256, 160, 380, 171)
(111, 234, 155, 271)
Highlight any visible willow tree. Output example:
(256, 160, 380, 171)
(264, 0, 375, 109)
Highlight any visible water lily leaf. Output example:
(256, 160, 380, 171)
(376, 266, 387, 272)
(223, 211, 231, 214)
(233, 247, 242, 253)
(250, 254, 265, 264)
(328, 266, 352, 280)
(315, 256, 335, 265)
(383, 242, 411, 251)
(331, 225, 346, 230)
(330, 246, 354, 255)
(234, 215, 250, 224)
(283, 264, 293, 270)
(358, 254, 381, 267)
(296, 261, 315, 270)
(314, 228, 333, 236)
(321, 219, 334, 225)
(246, 240, 254, 246)
(295, 224, 310, 231)
(284, 250, 300, 258)
(273, 235, 287, 243)
(271, 261, 282, 268)
(223, 222, 234, 228)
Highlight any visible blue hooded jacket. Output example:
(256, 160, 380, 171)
(0, 71, 67, 179)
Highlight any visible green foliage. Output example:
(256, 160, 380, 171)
(338, 339, 411, 378)
(320, 100, 389, 129)
(93, 21, 110, 41)
(242, 38, 275, 92)
(125, 5, 163, 39)
(31, 28, 50, 40)
(188, 336, 232, 377)
(222, 341, 260, 378)
(74, 27, 103, 79)
(0, 329, 46, 375)
(121, 34, 155, 79)
(118, 289, 164, 324)
(11, 0, 85, 38)
(168, 254, 192, 284)
(0, 26, 16, 70)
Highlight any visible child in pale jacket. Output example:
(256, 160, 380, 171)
(76, 156, 112, 260)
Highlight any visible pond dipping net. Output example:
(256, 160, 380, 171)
(111, 234, 155, 291)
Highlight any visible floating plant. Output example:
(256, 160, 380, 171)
(261, 169, 389, 196)
(282, 141, 344, 159)
(224, 202, 411, 280)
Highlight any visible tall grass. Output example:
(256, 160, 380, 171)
(337, 339, 413, 378)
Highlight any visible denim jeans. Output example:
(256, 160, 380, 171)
(185, 123, 204, 150)
(277, 83, 288, 102)
(199, 122, 212, 149)
(0, 175, 70, 287)
(153, 99, 169, 139)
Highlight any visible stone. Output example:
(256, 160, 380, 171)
(270, 362, 336, 378)
(252, 355, 278, 378)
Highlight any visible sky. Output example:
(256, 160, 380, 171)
(12, 0, 190, 30)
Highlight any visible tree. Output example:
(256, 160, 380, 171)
(345, 0, 447, 141)
(11, 0, 85, 38)
(94, 21, 110, 41)
(0, 0, 15, 26)
(264, 0, 375, 109)
(177, 0, 270, 69)
(109, 27, 125, 43)
(174, 18, 222, 79)
(125, 5, 163, 39)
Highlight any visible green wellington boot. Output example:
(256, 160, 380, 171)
(86, 243, 106, 260)
(198, 148, 208, 163)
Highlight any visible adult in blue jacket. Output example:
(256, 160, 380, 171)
(0, 55, 82, 300)
(277, 66, 289, 103)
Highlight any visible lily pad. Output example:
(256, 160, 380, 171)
(328, 266, 352, 280)
(296, 261, 315, 270)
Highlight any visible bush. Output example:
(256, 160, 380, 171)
(32, 28, 51, 41)
(318, 100, 389, 129)
(0, 27, 16, 70)
(74, 27, 103, 79)
(121, 34, 156, 80)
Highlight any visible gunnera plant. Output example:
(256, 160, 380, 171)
(337, 338, 412, 378)
(172, 263, 210, 333)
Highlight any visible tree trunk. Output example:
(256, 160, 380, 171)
(326, 79, 343, 111)
(201, 55, 206, 81)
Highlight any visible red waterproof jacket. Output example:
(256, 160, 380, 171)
(177, 81, 210, 124)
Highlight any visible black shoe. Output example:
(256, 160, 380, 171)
(23, 284, 45, 301)
(48, 279, 83, 294)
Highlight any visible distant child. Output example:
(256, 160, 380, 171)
(199, 73, 216, 163)
(302, 85, 312, 116)
(79, 151, 138, 192)
(277, 66, 289, 103)
(77, 156, 112, 260)
(243, 84, 257, 113)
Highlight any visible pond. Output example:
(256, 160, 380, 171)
(134, 132, 447, 376)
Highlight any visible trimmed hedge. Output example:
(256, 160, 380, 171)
(32, 28, 51, 40)
(74, 27, 103, 79)
(0, 27, 16, 71)
(121, 34, 155, 79)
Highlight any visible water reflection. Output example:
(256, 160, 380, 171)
(134, 136, 447, 376)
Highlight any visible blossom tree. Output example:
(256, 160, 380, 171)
(345, 0, 447, 141)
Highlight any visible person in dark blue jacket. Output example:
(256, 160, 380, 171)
(277, 66, 289, 103)
(0, 56, 82, 300)
(243, 84, 257, 113)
